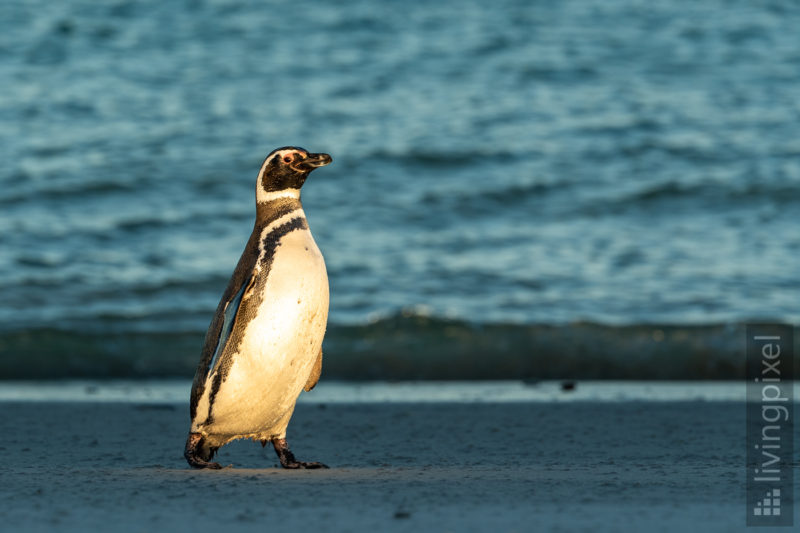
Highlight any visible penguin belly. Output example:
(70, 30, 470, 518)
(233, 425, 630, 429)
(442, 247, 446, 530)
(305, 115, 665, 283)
(195, 228, 328, 444)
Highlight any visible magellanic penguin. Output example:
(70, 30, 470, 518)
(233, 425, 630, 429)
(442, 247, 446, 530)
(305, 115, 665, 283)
(184, 147, 332, 469)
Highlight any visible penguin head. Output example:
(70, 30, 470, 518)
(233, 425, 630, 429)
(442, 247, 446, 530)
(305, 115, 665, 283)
(256, 146, 332, 200)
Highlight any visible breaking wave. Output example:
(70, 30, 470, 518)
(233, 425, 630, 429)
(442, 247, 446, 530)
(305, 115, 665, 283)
(0, 314, 787, 380)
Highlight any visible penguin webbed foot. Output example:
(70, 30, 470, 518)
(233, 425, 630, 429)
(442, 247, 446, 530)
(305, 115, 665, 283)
(187, 456, 224, 470)
(282, 460, 328, 469)
(272, 438, 329, 469)
(184, 432, 224, 469)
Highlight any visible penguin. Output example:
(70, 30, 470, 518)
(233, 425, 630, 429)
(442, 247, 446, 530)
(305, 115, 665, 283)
(184, 146, 332, 469)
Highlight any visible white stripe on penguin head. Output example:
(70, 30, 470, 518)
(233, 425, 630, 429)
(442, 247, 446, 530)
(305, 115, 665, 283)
(256, 148, 307, 203)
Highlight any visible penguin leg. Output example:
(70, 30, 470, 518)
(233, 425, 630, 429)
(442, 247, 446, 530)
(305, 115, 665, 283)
(184, 432, 223, 469)
(271, 438, 328, 469)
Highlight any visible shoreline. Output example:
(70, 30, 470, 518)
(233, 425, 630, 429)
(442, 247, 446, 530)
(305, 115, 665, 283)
(0, 379, 786, 404)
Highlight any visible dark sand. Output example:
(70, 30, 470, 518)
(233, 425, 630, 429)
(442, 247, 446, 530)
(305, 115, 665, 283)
(1, 401, 755, 532)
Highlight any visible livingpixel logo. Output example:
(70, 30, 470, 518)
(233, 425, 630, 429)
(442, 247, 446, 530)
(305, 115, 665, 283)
(753, 488, 781, 517)
(746, 325, 794, 527)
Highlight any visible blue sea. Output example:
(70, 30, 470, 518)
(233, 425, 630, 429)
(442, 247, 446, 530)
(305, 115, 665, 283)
(1, 0, 799, 378)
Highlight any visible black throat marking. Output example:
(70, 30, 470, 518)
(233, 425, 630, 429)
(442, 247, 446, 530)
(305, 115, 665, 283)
(204, 213, 310, 426)
(256, 196, 302, 225)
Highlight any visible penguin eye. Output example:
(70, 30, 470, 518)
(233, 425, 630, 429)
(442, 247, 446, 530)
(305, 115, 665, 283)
(283, 155, 293, 163)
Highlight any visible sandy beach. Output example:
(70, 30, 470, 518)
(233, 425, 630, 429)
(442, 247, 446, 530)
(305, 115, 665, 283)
(0, 390, 758, 532)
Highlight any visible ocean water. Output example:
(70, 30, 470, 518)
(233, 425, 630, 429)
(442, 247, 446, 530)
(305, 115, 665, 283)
(1, 0, 799, 378)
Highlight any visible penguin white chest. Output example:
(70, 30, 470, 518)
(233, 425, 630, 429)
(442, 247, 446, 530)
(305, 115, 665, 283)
(208, 227, 328, 437)
(244, 227, 329, 364)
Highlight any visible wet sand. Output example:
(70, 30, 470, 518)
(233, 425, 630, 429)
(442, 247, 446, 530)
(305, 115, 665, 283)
(1, 400, 751, 532)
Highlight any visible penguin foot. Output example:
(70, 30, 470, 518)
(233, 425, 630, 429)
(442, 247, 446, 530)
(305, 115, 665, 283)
(271, 438, 329, 469)
(184, 432, 223, 469)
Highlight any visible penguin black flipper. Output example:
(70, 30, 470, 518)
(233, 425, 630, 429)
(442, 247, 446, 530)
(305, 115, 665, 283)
(189, 227, 263, 422)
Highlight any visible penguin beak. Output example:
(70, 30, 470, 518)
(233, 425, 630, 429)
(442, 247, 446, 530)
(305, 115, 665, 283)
(293, 152, 332, 172)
